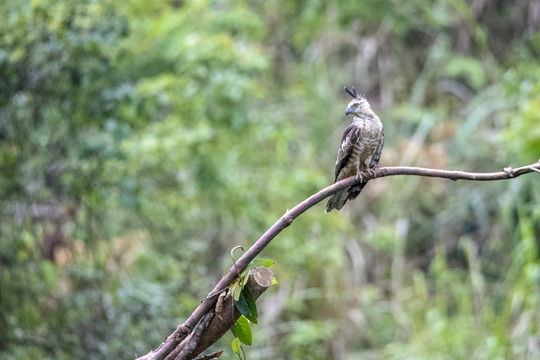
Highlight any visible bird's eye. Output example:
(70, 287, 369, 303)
(354, 103, 359, 108)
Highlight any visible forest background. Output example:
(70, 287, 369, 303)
(1, 0, 540, 359)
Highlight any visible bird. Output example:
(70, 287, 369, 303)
(325, 87, 384, 212)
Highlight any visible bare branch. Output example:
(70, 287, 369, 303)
(138, 160, 540, 360)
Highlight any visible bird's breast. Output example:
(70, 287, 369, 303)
(353, 118, 383, 165)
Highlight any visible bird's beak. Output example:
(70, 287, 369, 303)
(345, 107, 353, 116)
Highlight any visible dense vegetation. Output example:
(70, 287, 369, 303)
(1, 0, 539, 359)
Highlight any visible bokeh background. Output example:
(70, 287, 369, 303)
(1, 0, 540, 359)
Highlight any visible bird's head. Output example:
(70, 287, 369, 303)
(344, 87, 371, 116)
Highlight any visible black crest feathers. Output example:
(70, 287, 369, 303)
(344, 86, 358, 99)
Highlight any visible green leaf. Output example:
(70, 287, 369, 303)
(234, 289, 250, 318)
(231, 316, 252, 345)
(231, 337, 242, 353)
(241, 257, 276, 277)
(242, 287, 258, 324)
(229, 278, 243, 301)
(271, 277, 278, 285)
(251, 258, 275, 268)
(242, 273, 250, 287)
(234, 288, 258, 324)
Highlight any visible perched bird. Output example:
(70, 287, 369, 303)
(325, 87, 384, 212)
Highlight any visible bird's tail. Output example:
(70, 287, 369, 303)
(325, 182, 368, 212)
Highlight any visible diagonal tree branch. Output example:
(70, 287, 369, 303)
(138, 160, 540, 360)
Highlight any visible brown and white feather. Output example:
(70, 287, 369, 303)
(326, 94, 384, 212)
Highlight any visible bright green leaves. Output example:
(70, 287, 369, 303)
(230, 314, 252, 359)
(231, 315, 252, 346)
(240, 257, 276, 278)
(229, 257, 276, 302)
(229, 286, 258, 355)
(229, 258, 276, 357)
(229, 257, 277, 323)
(250, 258, 275, 268)
(231, 337, 242, 353)
(235, 288, 258, 324)
(229, 277, 243, 302)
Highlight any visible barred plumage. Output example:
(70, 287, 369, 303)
(325, 88, 384, 212)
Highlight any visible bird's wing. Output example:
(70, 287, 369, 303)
(369, 129, 384, 168)
(334, 124, 361, 181)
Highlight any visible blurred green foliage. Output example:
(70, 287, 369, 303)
(0, 0, 539, 359)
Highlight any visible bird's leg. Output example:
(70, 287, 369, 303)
(355, 164, 364, 183)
